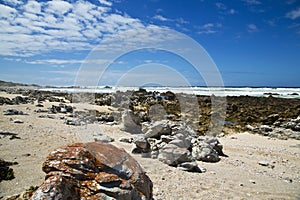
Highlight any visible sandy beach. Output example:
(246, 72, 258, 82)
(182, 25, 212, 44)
(0, 89, 299, 199)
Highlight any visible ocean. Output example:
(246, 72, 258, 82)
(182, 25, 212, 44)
(38, 86, 300, 99)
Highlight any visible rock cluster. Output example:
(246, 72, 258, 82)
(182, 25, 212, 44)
(31, 142, 153, 200)
(120, 116, 226, 172)
(246, 115, 300, 140)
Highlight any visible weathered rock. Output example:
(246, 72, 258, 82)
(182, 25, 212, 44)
(0, 96, 13, 105)
(93, 133, 114, 143)
(263, 114, 279, 125)
(158, 146, 194, 166)
(177, 161, 203, 173)
(133, 135, 150, 152)
(31, 142, 153, 200)
(4, 109, 24, 115)
(12, 96, 28, 104)
(144, 120, 171, 139)
(192, 136, 224, 162)
(48, 104, 73, 114)
(0, 159, 18, 182)
(292, 123, 300, 131)
(120, 110, 142, 134)
(192, 143, 220, 162)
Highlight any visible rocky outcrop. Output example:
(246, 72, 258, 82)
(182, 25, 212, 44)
(246, 116, 300, 140)
(31, 142, 153, 200)
(121, 120, 226, 172)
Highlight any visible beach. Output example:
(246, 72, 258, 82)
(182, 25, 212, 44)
(0, 87, 300, 199)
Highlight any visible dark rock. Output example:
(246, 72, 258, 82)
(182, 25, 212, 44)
(263, 114, 279, 125)
(292, 123, 300, 131)
(119, 137, 133, 143)
(133, 135, 150, 153)
(177, 161, 203, 172)
(0, 159, 18, 182)
(0, 96, 13, 105)
(4, 109, 24, 115)
(31, 142, 153, 200)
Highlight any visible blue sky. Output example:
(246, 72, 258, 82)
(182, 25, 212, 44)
(0, 0, 299, 87)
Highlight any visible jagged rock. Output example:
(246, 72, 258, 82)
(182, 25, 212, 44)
(263, 114, 279, 125)
(158, 146, 194, 166)
(177, 161, 203, 172)
(31, 142, 153, 200)
(192, 136, 224, 162)
(192, 142, 220, 162)
(143, 120, 171, 139)
(284, 122, 296, 129)
(120, 110, 142, 134)
(12, 96, 27, 104)
(0, 96, 13, 105)
(133, 134, 150, 152)
(293, 123, 300, 131)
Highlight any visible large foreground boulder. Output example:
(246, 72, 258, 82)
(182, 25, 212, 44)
(31, 142, 153, 200)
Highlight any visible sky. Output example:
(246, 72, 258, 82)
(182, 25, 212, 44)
(0, 0, 299, 87)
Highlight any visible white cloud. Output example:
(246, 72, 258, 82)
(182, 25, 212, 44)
(24, 1, 42, 14)
(247, 24, 259, 32)
(0, 4, 17, 19)
(46, 1, 73, 15)
(2, 0, 24, 6)
(176, 17, 189, 24)
(286, 7, 300, 20)
(99, 0, 112, 6)
(197, 23, 222, 34)
(0, 0, 155, 57)
(153, 15, 171, 22)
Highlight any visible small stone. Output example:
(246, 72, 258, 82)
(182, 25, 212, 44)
(283, 178, 292, 183)
(13, 119, 24, 124)
(93, 133, 114, 143)
(258, 161, 275, 169)
(119, 137, 133, 143)
(249, 180, 256, 184)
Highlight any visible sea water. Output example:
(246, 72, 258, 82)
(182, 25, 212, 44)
(38, 86, 300, 99)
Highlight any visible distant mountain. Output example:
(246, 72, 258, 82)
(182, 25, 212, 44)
(0, 80, 40, 87)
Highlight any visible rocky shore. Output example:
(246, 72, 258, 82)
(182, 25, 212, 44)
(0, 86, 299, 199)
